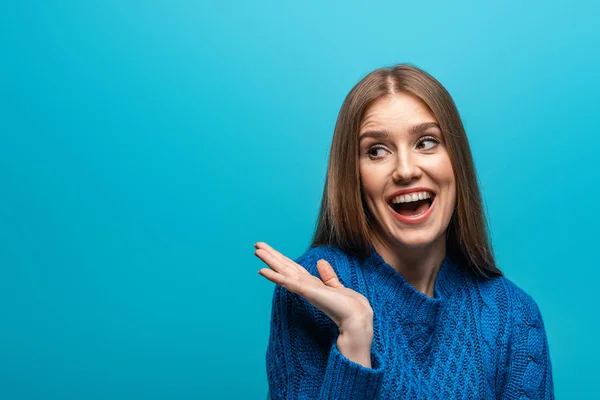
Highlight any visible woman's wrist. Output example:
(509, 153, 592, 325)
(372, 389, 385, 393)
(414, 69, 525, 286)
(336, 322, 374, 368)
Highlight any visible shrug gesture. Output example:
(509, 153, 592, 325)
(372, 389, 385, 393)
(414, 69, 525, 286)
(255, 242, 374, 368)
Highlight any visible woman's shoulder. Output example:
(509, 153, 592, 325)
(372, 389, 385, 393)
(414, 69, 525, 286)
(475, 272, 539, 305)
(471, 271, 545, 327)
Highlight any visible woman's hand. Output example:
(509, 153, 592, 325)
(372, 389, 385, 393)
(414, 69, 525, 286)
(255, 242, 374, 367)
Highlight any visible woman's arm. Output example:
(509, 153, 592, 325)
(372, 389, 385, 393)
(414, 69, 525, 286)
(262, 246, 384, 399)
(500, 285, 554, 399)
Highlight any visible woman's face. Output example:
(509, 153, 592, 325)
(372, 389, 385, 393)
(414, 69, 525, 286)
(358, 93, 456, 250)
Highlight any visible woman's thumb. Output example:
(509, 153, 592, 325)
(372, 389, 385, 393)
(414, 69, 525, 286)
(317, 260, 344, 288)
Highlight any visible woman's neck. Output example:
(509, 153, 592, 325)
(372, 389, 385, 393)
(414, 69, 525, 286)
(372, 234, 446, 298)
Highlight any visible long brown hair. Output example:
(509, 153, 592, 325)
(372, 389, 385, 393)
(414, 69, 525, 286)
(311, 64, 502, 279)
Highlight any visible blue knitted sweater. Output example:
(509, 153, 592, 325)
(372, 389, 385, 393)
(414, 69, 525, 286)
(265, 245, 554, 399)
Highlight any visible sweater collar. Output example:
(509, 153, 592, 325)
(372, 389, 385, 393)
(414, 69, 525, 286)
(363, 245, 460, 326)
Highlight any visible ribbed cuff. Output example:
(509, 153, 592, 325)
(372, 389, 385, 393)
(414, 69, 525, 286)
(319, 342, 384, 399)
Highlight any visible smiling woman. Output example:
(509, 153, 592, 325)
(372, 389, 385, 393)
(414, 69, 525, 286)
(360, 123, 439, 223)
(358, 93, 458, 279)
(255, 64, 554, 399)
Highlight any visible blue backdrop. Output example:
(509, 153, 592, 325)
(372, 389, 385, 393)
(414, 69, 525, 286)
(1, 1, 598, 398)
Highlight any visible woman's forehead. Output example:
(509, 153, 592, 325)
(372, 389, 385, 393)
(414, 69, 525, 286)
(360, 94, 437, 131)
(360, 98, 437, 135)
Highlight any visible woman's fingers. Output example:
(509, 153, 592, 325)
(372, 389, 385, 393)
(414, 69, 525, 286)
(258, 266, 315, 297)
(256, 245, 372, 328)
(254, 242, 309, 274)
(254, 242, 300, 271)
(255, 242, 343, 297)
(254, 243, 340, 292)
(254, 249, 295, 275)
(317, 260, 344, 289)
(258, 268, 288, 287)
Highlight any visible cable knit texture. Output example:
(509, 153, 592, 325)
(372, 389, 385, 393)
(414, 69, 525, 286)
(266, 245, 554, 399)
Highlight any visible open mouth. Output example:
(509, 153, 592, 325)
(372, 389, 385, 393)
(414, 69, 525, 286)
(388, 191, 435, 217)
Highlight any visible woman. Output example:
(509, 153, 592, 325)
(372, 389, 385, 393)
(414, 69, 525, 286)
(255, 64, 554, 399)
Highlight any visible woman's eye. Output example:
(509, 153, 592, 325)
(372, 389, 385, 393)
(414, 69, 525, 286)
(417, 137, 439, 150)
(367, 146, 388, 158)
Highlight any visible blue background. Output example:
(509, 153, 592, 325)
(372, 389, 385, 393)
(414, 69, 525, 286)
(1, 1, 598, 398)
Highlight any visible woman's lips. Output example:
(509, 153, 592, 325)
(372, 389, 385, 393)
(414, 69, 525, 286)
(389, 195, 436, 225)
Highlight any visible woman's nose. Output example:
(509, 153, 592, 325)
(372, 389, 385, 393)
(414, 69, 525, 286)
(392, 153, 422, 183)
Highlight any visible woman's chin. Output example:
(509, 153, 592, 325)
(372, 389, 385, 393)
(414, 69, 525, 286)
(388, 228, 445, 250)
(396, 239, 435, 249)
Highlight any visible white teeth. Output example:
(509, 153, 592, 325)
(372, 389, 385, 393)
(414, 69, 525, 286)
(390, 191, 433, 204)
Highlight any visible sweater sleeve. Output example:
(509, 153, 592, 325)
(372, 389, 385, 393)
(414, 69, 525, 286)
(265, 249, 384, 400)
(500, 285, 554, 399)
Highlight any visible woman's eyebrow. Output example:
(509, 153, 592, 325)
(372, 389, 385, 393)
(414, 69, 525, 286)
(412, 122, 441, 134)
(359, 122, 441, 142)
(359, 130, 390, 142)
